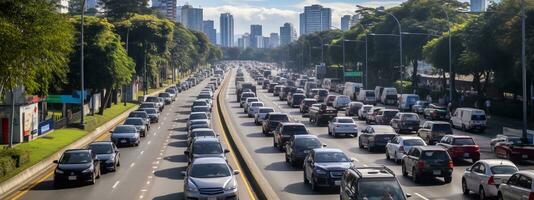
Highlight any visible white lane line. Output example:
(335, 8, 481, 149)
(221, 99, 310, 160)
(157, 126, 161, 130)
(130, 163, 135, 168)
(147, 140, 151, 144)
(112, 181, 120, 189)
(140, 150, 144, 155)
(139, 195, 144, 199)
(414, 193, 429, 200)
(153, 132, 156, 136)
(362, 164, 368, 167)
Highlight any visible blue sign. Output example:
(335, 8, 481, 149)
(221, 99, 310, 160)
(38, 119, 54, 135)
(46, 90, 88, 104)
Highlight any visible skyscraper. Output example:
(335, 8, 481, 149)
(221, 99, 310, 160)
(152, 0, 177, 20)
(238, 33, 250, 49)
(470, 0, 486, 12)
(299, 4, 332, 35)
(269, 33, 280, 48)
(203, 20, 217, 44)
(180, 5, 203, 32)
(350, 14, 362, 27)
(341, 15, 351, 31)
(220, 13, 234, 47)
(250, 25, 263, 48)
(280, 23, 297, 45)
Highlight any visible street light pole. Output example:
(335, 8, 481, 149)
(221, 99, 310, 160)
(80, 0, 86, 125)
(521, 0, 528, 142)
(440, 6, 453, 104)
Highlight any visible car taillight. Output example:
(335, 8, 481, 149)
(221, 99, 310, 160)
(529, 192, 534, 200)
(399, 146, 404, 153)
(336, 124, 341, 127)
(488, 176, 495, 185)
(448, 160, 454, 168)
(417, 160, 425, 169)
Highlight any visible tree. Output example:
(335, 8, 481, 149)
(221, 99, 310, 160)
(0, 0, 75, 98)
(99, 0, 150, 21)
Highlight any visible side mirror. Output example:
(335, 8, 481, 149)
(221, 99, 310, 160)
(181, 171, 187, 176)
(224, 149, 230, 153)
(109, 131, 113, 133)
(406, 193, 412, 198)
(466, 167, 471, 171)
(233, 170, 240, 175)
(350, 158, 356, 162)
(322, 144, 327, 147)
(53, 160, 59, 164)
(184, 150, 190, 155)
(115, 150, 119, 153)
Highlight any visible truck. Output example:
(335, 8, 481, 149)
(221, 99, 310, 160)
(308, 104, 338, 126)
(236, 82, 256, 102)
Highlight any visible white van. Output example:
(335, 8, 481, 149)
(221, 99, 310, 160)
(357, 90, 377, 105)
(398, 94, 420, 111)
(381, 87, 398, 105)
(374, 86, 383, 101)
(451, 108, 487, 132)
(343, 82, 364, 100)
(322, 78, 332, 90)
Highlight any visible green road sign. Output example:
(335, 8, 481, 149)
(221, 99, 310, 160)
(344, 71, 362, 77)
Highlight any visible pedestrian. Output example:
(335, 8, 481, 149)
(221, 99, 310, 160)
(485, 99, 491, 116)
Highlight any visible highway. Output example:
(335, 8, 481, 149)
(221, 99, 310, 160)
(13, 75, 253, 200)
(220, 66, 534, 200)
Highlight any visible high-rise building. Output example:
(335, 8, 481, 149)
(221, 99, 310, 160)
(280, 23, 297, 45)
(470, 0, 486, 12)
(180, 5, 203, 32)
(269, 33, 280, 48)
(299, 4, 331, 35)
(56, 0, 69, 13)
(350, 14, 362, 27)
(341, 15, 351, 31)
(152, 0, 177, 20)
(220, 13, 234, 47)
(250, 25, 263, 48)
(203, 20, 217, 44)
(238, 33, 250, 49)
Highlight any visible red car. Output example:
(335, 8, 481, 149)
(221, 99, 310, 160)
(494, 138, 534, 162)
(436, 135, 480, 163)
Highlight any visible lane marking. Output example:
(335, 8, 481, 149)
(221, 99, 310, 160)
(140, 150, 144, 155)
(414, 193, 429, 200)
(112, 181, 120, 189)
(147, 141, 151, 145)
(130, 163, 135, 168)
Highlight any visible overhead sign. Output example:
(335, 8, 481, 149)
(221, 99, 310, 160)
(45, 91, 87, 104)
(344, 71, 363, 77)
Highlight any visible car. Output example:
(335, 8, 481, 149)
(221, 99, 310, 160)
(375, 109, 400, 125)
(332, 95, 351, 110)
(165, 88, 177, 100)
(140, 108, 159, 123)
(284, 135, 323, 166)
(322, 95, 337, 106)
(437, 135, 480, 163)
(451, 108, 487, 132)
(490, 134, 533, 152)
(366, 106, 385, 124)
(182, 157, 239, 200)
(247, 102, 264, 117)
(88, 141, 120, 172)
(359, 125, 397, 152)
(243, 97, 260, 111)
(128, 110, 151, 126)
(462, 159, 518, 199)
(390, 112, 421, 134)
(299, 98, 317, 113)
(262, 112, 290, 135)
(423, 104, 449, 120)
(268, 83, 278, 93)
(139, 102, 159, 113)
(186, 112, 210, 129)
(497, 170, 534, 200)
(417, 121, 453, 145)
(188, 119, 211, 135)
(494, 137, 534, 162)
(327, 117, 358, 137)
(401, 146, 453, 183)
(239, 92, 256, 108)
(123, 117, 147, 137)
(254, 107, 275, 125)
(158, 92, 172, 104)
(386, 136, 427, 163)
(262, 79, 270, 89)
(110, 125, 140, 147)
(145, 96, 164, 111)
(303, 148, 352, 191)
(188, 128, 218, 146)
(314, 89, 330, 103)
(53, 149, 101, 186)
(191, 106, 211, 117)
(288, 93, 306, 108)
(345, 102, 363, 116)
(192, 99, 210, 108)
(273, 122, 309, 151)
(341, 166, 410, 200)
(185, 137, 230, 163)
(411, 100, 429, 114)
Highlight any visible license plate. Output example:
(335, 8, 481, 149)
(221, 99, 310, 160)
(464, 153, 470, 157)
(523, 154, 528, 158)
(120, 139, 127, 143)
(334, 180, 341, 186)
(68, 176, 77, 181)
(433, 170, 441, 175)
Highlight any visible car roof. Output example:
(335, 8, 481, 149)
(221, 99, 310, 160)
(192, 128, 214, 132)
(303, 98, 316, 101)
(477, 159, 516, 167)
(64, 149, 91, 153)
(192, 157, 228, 165)
(352, 167, 396, 178)
(293, 135, 319, 139)
(258, 107, 274, 109)
(416, 146, 448, 151)
(190, 112, 208, 115)
(193, 137, 220, 142)
(313, 148, 344, 153)
(382, 109, 399, 112)
(335, 117, 354, 120)
(445, 135, 473, 139)
(518, 170, 534, 179)
(426, 121, 451, 125)
(281, 122, 305, 126)
(268, 112, 287, 116)
(397, 136, 423, 140)
(126, 117, 143, 121)
(89, 141, 113, 145)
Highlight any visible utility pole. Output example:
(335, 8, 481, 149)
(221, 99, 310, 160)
(123, 28, 129, 106)
(80, 0, 86, 125)
(342, 35, 346, 83)
(521, 0, 528, 142)
(143, 41, 148, 96)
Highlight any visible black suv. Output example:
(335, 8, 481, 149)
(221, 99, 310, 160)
(262, 112, 290, 135)
(53, 149, 101, 186)
(401, 146, 453, 183)
(340, 166, 409, 200)
(303, 148, 352, 191)
(285, 135, 322, 166)
(272, 122, 309, 151)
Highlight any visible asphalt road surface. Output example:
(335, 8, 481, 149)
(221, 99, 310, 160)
(15, 76, 252, 200)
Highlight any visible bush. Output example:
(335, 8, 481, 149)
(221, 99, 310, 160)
(0, 148, 30, 167)
(0, 156, 16, 178)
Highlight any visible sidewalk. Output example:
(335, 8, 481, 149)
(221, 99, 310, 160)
(484, 114, 534, 138)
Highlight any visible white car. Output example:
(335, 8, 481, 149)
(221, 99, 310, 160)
(247, 102, 264, 117)
(327, 117, 358, 137)
(242, 97, 260, 111)
(358, 105, 373, 120)
(332, 95, 351, 110)
(462, 159, 518, 199)
(385, 136, 426, 163)
(254, 107, 275, 125)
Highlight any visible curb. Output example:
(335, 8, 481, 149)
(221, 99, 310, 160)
(0, 86, 171, 200)
(216, 71, 279, 200)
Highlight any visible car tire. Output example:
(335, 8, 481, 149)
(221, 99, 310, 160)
(498, 193, 504, 200)
(303, 171, 309, 184)
(273, 137, 277, 147)
(311, 175, 318, 191)
(462, 179, 469, 195)
(89, 173, 96, 185)
(386, 151, 390, 160)
(367, 144, 373, 152)
(358, 139, 363, 149)
(479, 186, 486, 200)
(444, 176, 452, 183)
(285, 154, 289, 163)
(412, 168, 419, 183)
(402, 163, 408, 176)
(394, 152, 399, 163)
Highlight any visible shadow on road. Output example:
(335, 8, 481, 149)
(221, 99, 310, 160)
(170, 134, 187, 140)
(283, 182, 338, 195)
(176, 111, 191, 115)
(246, 132, 266, 138)
(254, 146, 280, 154)
(153, 166, 187, 180)
(153, 192, 185, 200)
(164, 154, 187, 163)
(168, 141, 188, 148)
(265, 161, 299, 172)
(240, 121, 256, 127)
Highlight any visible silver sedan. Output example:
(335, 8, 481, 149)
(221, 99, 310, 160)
(462, 159, 518, 199)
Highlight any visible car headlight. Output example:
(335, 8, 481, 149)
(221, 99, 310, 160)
(105, 159, 114, 164)
(224, 179, 237, 191)
(82, 166, 93, 173)
(55, 169, 64, 174)
(314, 168, 327, 175)
(186, 179, 199, 192)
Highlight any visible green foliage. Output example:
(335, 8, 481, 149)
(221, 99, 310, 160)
(0, 156, 16, 178)
(0, 0, 75, 98)
(99, 0, 150, 21)
(0, 148, 29, 167)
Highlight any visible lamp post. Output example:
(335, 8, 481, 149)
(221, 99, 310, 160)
(440, 6, 453, 104)
(80, 0, 86, 125)
(521, 0, 527, 142)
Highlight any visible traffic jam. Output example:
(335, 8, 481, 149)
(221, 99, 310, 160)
(229, 61, 534, 200)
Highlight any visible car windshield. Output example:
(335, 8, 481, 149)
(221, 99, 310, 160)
(318, 90, 328, 96)
(144, 109, 157, 114)
(401, 114, 419, 121)
(191, 120, 208, 125)
(190, 114, 208, 120)
(198, 94, 211, 99)
(490, 166, 518, 174)
(193, 131, 216, 137)
(407, 96, 419, 104)
(452, 138, 475, 145)
(270, 115, 289, 121)
(283, 125, 307, 135)
(193, 101, 208, 106)
(60, 152, 92, 164)
(247, 98, 259, 103)
(125, 119, 144, 125)
(294, 138, 321, 150)
(432, 124, 452, 132)
(129, 112, 147, 118)
(190, 163, 231, 178)
(403, 139, 425, 146)
(366, 91, 375, 97)
(140, 104, 154, 108)
(260, 108, 275, 113)
(357, 179, 406, 200)
(192, 107, 209, 112)
(193, 142, 222, 154)
(315, 152, 349, 162)
(304, 101, 316, 105)
(421, 151, 450, 160)
(113, 126, 136, 133)
(242, 94, 255, 98)
(338, 119, 354, 123)
(88, 144, 113, 154)
(146, 97, 159, 102)
(375, 127, 396, 133)
(383, 111, 398, 117)
(159, 93, 170, 97)
(472, 115, 486, 120)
